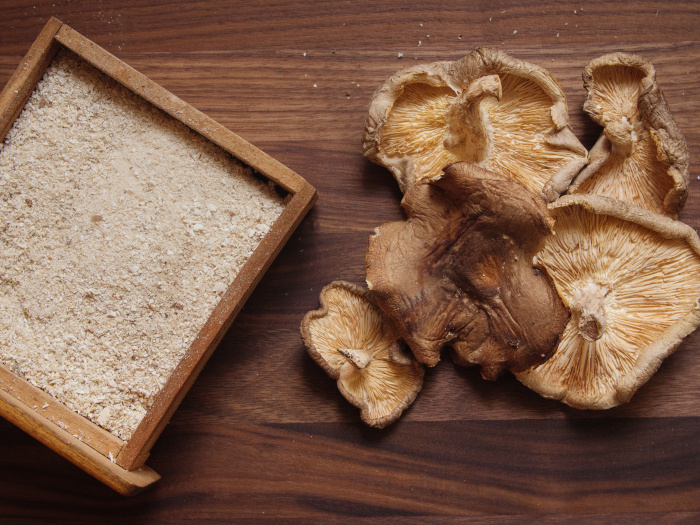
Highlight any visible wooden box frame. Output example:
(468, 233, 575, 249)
(0, 18, 316, 495)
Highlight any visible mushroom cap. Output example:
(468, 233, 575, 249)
(363, 47, 588, 200)
(569, 52, 689, 216)
(300, 281, 424, 428)
(516, 194, 700, 409)
(365, 162, 570, 379)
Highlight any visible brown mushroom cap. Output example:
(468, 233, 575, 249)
(300, 281, 424, 428)
(365, 162, 570, 379)
(568, 52, 689, 216)
(517, 194, 700, 409)
(363, 48, 588, 200)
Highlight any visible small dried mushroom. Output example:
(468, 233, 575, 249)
(517, 194, 700, 409)
(569, 52, 689, 216)
(365, 162, 569, 379)
(300, 281, 424, 428)
(363, 48, 588, 199)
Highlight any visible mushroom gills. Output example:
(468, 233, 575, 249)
(518, 195, 700, 409)
(363, 48, 588, 197)
(300, 281, 425, 428)
(570, 54, 689, 217)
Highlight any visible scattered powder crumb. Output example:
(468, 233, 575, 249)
(212, 282, 228, 293)
(0, 50, 285, 440)
(97, 406, 111, 426)
(397, 53, 403, 59)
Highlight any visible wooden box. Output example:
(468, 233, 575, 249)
(0, 18, 316, 495)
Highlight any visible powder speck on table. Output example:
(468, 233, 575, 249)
(0, 50, 286, 440)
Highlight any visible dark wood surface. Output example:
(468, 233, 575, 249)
(2, 1, 700, 522)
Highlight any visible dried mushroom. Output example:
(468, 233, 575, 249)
(569, 52, 689, 216)
(517, 194, 700, 409)
(301, 281, 424, 428)
(363, 47, 588, 199)
(365, 162, 569, 379)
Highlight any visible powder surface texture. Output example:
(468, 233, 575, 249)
(0, 50, 286, 440)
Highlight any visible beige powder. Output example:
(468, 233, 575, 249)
(0, 50, 286, 440)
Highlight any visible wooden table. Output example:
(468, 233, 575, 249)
(1, 0, 699, 521)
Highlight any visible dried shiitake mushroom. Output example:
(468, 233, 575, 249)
(517, 194, 700, 409)
(569, 52, 689, 216)
(365, 162, 570, 379)
(301, 281, 424, 428)
(363, 48, 588, 199)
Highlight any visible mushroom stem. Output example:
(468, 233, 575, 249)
(571, 283, 609, 341)
(337, 348, 372, 369)
(604, 117, 637, 156)
(444, 74, 502, 162)
(568, 133, 612, 195)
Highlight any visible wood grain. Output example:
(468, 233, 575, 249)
(1, 0, 700, 520)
